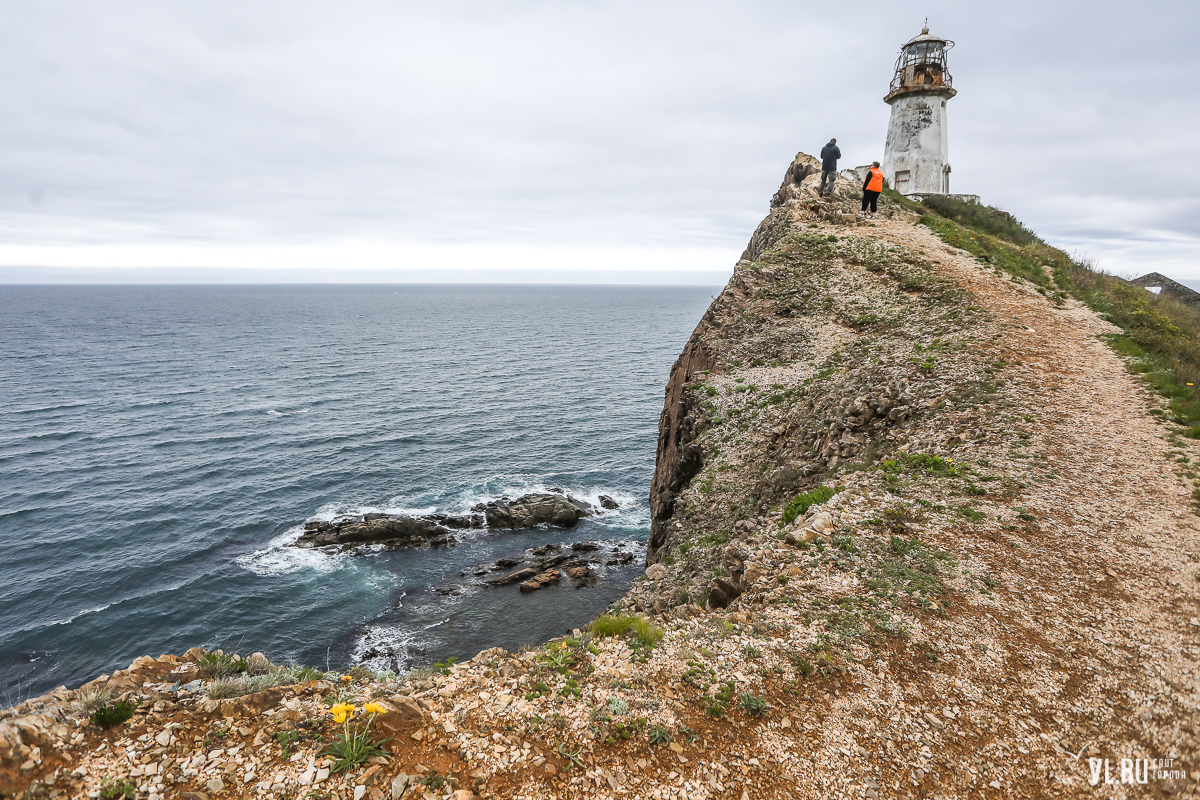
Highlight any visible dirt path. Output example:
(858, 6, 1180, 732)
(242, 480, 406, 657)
(865, 217, 1200, 796)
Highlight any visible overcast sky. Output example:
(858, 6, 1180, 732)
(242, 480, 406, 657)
(0, 0, 1196, 284)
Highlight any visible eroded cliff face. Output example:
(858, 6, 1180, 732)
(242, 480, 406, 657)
(649, 152, 839, 561)
(648, 152, 926, 568)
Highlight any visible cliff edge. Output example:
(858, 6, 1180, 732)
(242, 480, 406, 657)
(3, 154, 1198, 799)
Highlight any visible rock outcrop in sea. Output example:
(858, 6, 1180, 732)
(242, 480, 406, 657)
(294, 490, 601, 550)
(4, 155, 1199, 798)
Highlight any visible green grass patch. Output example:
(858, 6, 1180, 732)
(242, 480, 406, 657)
(880, 453, 964, 478)
(913, 194, 1200, 431)
(918, 211, 1054, 291)
(590, 614, 663, 648)
(780, 484, 844, 525)
(196, 651, 250, 679)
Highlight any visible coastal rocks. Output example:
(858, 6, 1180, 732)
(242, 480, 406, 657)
(371, 696, 426, 735)
(482, 492, 593, 528)
(216, 687, 286, 719)
(565, 564, 595, 587)
(294, 490, 602, 551)
(295, 514, 454, 549)
(519, 569, 561, 593)
(482, 542, 639, 594)
(484, 567, 540, 587)
(598, 495, 620, 510)
(484, 550, 570, 587)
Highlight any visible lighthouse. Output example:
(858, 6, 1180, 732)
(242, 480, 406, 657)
(881, 25, 955, 196)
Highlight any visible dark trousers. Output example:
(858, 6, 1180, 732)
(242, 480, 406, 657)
(819, 169, 836, 196)
(862, 190, 880, 212)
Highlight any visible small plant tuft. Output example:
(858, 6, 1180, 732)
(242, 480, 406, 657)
(320, 702, 392, 774)
(91, 698, 138, 727)
(196, 651, 250, 679)
(98, 779, 137, 800)
(590, 614, 663, 648)
(781, 485, 843, 525)
(69, 686, 112, 719)
(647, 724, 672, 746)
(739, 692, 768, 717)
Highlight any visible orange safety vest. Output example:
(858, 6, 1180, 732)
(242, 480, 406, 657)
(866, 167, 884, 193)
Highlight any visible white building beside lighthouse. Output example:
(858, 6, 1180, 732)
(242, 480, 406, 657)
(881, 25, 956, 196)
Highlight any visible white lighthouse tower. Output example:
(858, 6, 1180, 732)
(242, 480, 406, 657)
(882, 25, 955, 196)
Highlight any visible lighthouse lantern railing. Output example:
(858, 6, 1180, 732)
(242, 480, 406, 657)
(889, 37, 954, 95)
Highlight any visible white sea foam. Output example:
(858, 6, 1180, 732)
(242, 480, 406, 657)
(29, 602, 117, 632)
(350, 611, 452, 675)
(235, 526, 346, 576)
(408, 476, 646, 522)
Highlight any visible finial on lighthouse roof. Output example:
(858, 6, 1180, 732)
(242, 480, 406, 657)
(922, 17, 929, 34)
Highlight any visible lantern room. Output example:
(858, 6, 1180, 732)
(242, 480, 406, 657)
(886, 26, 955, 101)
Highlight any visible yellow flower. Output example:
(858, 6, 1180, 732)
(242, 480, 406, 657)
(340, 674, 354, 683)
(329, 702, 357, 724)
(363, 702, 385, 715)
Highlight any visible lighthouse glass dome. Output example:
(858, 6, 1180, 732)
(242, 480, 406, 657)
(902, 41, 945, 67)
(889, 29, 954, 96)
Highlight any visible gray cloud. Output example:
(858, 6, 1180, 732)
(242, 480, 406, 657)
(0, 0, 1196, 281)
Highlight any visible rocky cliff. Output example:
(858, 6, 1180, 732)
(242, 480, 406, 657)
(4, 153, 1199, 799)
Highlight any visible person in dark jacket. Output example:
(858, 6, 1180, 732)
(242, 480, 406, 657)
(819, 139, 840, 197)
(862, 161, 884, 216)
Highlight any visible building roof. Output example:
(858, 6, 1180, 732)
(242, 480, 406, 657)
(1129, 272, 1200, 308)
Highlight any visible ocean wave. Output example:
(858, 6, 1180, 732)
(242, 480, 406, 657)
(2, 401, 94, 416)
(2, 576, 200, 636)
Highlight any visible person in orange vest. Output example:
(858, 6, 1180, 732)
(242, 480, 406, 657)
(862, 162, 884, 216)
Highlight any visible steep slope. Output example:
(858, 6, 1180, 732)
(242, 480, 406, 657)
(3, 154, 1198, 799)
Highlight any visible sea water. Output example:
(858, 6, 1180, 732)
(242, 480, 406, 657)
(0, 284, 715, 701)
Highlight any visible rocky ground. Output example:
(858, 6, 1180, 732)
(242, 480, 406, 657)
(3, 154, 1198, 799)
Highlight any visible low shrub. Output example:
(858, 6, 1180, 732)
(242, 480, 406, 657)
(91, 698, 138, 727)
